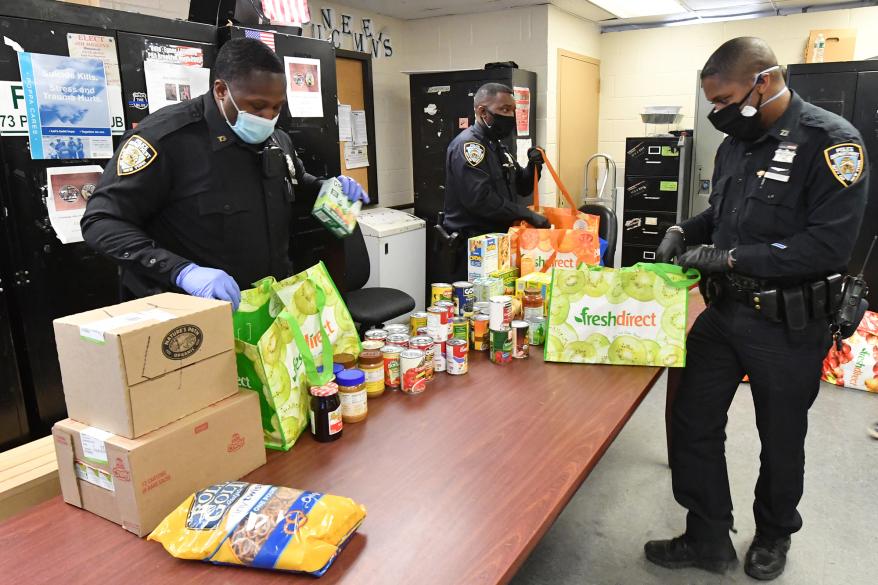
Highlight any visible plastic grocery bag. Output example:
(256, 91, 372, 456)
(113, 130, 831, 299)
(148, 481, 367, 576)
(544, 263, 699, 367)
(234, 272, 336, 451)
(271, 261, 362, 360)
(821, 309, 878, 392)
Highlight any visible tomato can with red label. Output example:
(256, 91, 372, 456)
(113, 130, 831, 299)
(417, 326, 431, 337)
(382, 345, 404, 389)
(432, 340, 447, 372)
(364, 329, 387, 342)
(386, 333, 410, 348)
(400, 349, 426, 394)
(435, 300, 456, 321)
(446, 338, 469, 375)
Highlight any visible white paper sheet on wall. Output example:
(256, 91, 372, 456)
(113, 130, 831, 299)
(344, 143, 369, 169)
(516, 139, 532, 167)
(338, 104, 352, 141)
(351, 110, 368, 146)
(144, 61, 210, 113)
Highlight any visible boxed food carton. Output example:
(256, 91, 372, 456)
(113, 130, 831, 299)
(53, 391, 266, 537)
(311, 177, 362, 238)
(467, 233, 511, 281)
(54, 293, 238, 438)
(490, 266, 520, 295)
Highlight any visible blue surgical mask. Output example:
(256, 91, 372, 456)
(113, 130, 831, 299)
(219, 83, 279, 144)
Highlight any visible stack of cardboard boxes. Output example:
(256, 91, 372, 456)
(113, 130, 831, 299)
(51, 293, 266, 536)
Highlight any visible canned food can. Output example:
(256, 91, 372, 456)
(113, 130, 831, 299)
(410, 336, 435, 381)
(451, 316, 470, 342)
(446, 338, 469, 375)
(433, 340, 447, 372)
(471, 314, 491, 351)
(473, 301, 491, 315)
(382, 346, 404, 389)
(364, 328, 388, 342)
(410, 312, 429, 336)
(386, 333, 410, 348)
(431, 282, 453, 305)
(490, 326, 512, 364)
(435, 300, 456, 322)
(527, 317, 546, 346)
(489, 295, 513, 330)
(427, 306, 449, 329)
(429, 323, 450, 342)
(452, 281, 474, 315)
(362, 339, 385, 351)
(511, 320, 530, 359)
(400, 349, 426, 394)
(384, 324, 409, 336)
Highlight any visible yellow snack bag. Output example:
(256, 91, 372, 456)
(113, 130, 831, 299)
(148, 481, 366, 576)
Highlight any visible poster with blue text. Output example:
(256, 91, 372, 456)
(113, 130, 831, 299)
(17, 52, 113, 160)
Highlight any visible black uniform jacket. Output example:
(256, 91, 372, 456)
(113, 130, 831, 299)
(82, 93, 320, 299)
(443, 122, 539, 236)
(682, 91, 869, 282)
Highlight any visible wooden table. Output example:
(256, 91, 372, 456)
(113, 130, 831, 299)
(0, 338, 681, 584)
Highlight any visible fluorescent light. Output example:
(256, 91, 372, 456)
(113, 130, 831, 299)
(590, 0, 684, 18)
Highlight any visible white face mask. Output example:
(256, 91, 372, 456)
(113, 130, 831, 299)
(219, 82, 279, 144)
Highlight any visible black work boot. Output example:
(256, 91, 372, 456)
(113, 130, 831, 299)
(744, 533, 791, 581)
(644, 534, 738, 574)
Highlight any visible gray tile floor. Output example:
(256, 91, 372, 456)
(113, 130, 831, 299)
(511, 374, 878, 585)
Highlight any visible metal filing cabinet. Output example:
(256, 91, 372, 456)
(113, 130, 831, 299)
(621, 136, 692, 266)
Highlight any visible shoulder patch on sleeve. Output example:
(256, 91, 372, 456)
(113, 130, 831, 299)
(117, 135, 158, 176)
(823, 142, 864, 187)
(463, 141, 486, 166)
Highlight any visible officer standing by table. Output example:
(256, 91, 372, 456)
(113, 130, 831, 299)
(441, 82, 549, 281)
(647, 37, 869, 580)
(81, 38, 367, 308)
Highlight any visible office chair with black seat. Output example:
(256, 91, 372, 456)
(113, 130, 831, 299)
(342, 224, 416, 333)
(579, 203, 618, 267)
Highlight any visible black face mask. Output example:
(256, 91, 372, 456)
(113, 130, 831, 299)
(482, 108, 516, 140)
(707, 67, 787, 142)
(707, 83, 765, 142)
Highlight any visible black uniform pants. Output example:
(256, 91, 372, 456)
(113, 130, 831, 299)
(671, 297, 831, 544)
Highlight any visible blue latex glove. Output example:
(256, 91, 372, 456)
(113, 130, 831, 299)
(337, 175, 369, 204)
(599, 237, 608, 266)
(175, 263, 241, 310)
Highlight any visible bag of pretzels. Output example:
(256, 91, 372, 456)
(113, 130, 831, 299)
(148, 481, 366, 576)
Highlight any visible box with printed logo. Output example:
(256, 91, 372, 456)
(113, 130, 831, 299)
(53, 293, 238, 439)
(467, 233, 511, 281)
(52, 391, 266, 537)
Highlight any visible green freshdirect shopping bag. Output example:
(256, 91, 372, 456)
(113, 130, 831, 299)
(544, 263, 700, 367)
(234, 275, 335, 451)
(271, 261, 362, 359)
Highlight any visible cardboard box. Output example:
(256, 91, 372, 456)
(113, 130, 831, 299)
(490, 266, 520, 294)
(53, 391, 266, 537)
(467, 233, 511, 281)
(54, 293, 238, 438)
(805, 29, 856, 63)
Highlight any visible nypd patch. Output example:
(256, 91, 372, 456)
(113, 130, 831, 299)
(117, 135, 157, 176)
(463, 141, 486, 167)
(824, 142, 864, 187)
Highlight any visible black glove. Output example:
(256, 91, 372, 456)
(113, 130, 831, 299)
(655, 228, 685, 262)
(677, 245, 731, 273)
(528, 211, 550, 229)
(527, 147, 544, 166)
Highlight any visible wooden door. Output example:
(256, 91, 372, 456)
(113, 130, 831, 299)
(557, 50, 600, 208)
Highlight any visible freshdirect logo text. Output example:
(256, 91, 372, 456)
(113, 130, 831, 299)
(574, 306, 657, 327)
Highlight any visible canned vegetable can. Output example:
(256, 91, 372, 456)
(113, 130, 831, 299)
(400, 349, 426, 394)
(431, 282, 453, 305)
(410, 312, 429, 336)
(382, 345, 404, 389)
(446, 338, 469, 375)
(471, 314, 490, 351)
(451, 316, 469, 342)
(511, 320, 530, 359)
(452, 281, 474, 316)
(489, 326, 512, 364)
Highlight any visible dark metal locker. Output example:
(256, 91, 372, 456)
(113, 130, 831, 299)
(0, 279, 28, 450)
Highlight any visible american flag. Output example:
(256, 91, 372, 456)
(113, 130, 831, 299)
(260, 0, 311, 26)
(244, 28, 276, 51)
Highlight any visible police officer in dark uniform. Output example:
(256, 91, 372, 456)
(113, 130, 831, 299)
(82, 38, 367, 308)
(442, 82, 549, 281)
(646, 37, 868, 580)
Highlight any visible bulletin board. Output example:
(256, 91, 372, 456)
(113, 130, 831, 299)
(335, 49, 378, 204)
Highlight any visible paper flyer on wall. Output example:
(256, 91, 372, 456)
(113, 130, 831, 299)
(351, 110, 368, 146)
(144, 60, 210, 113)
(143, 41, 204, 66)
(338, 103, 352, 141)
(66, 33, 126, 136)
(17, 52, 113, 159)
(344, 143, 369, 169)
(514, 86, 530, 137)
(45, 165, 103, 244)
(284, 56, 323, 117)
